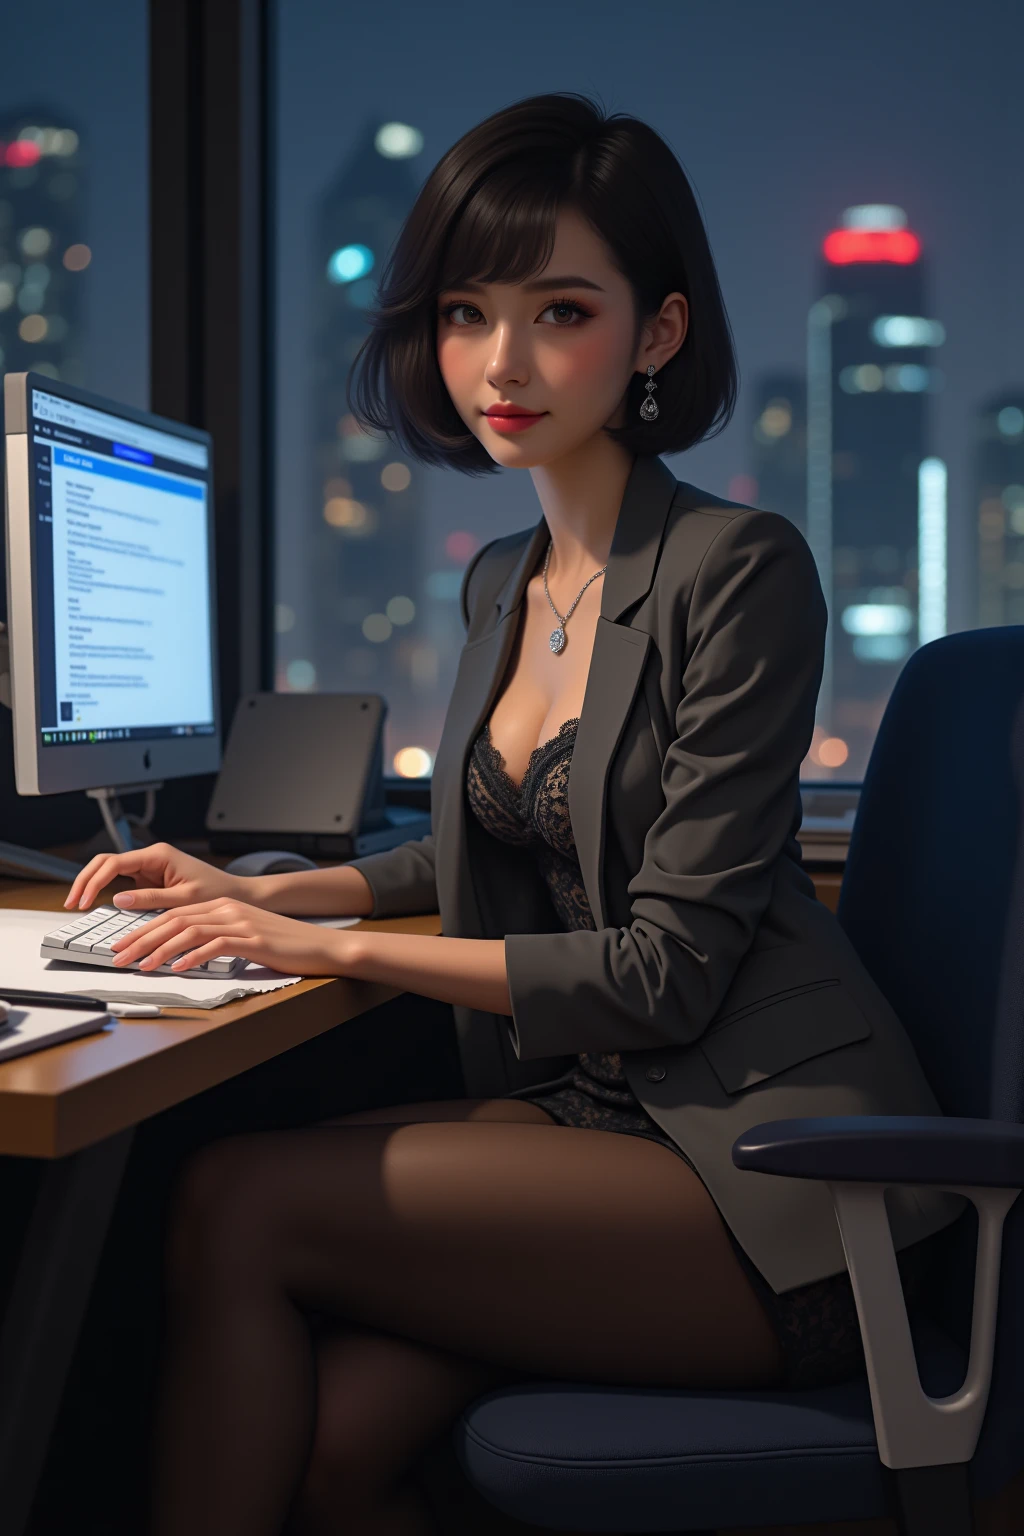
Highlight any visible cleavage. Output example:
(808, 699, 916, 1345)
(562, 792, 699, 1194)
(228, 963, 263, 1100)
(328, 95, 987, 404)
(484, 715, 579, 798)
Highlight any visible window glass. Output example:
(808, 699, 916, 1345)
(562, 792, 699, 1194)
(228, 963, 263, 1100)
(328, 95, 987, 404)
(274, 0, 1021, 782)
(0, 0, 149, 409)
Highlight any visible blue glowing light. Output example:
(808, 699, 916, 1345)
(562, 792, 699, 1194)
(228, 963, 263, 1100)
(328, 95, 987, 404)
(327, 244, 374, 284)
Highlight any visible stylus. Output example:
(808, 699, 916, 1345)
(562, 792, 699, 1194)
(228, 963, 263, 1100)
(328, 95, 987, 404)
(0, 988, 160, 1017)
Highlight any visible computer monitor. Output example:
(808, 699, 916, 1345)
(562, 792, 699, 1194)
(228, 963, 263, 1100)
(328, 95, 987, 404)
(2, 372, 220, 803)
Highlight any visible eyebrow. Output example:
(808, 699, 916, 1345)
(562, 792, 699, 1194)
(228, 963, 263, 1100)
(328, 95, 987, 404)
(442, 274, 606, 295)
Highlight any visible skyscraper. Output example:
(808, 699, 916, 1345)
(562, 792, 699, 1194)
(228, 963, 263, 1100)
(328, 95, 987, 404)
(0, 109, 86, 387)
(294, 119, 428, 771)
(750, 373, 806, 537)
(805, 204, 945, 779)
(975, 391, 1024, 629)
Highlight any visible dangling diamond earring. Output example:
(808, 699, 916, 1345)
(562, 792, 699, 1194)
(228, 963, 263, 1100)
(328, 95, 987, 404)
(640, 363, 659, 421)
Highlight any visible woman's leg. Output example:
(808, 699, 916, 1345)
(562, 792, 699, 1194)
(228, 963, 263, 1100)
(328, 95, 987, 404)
(149, 1099, 784, 1536)
(283, 1324, 518, 1536)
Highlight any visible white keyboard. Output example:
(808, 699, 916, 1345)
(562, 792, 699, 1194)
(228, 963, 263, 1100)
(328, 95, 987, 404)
(41, 905, 246, 978)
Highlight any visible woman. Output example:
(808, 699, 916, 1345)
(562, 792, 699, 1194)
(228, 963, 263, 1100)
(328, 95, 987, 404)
(66, 93, 957, 1536)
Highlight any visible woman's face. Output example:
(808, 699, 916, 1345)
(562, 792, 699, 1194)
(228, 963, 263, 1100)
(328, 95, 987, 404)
(436, 208, 686, 469)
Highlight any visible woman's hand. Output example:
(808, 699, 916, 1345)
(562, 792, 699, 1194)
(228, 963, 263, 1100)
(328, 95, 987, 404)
(64, 842, 250, 913)
(109, 897, 356, 977)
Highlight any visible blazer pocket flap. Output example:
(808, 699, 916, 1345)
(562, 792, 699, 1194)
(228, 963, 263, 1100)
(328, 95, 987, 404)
(710, 943, 843, 1028)
(701, 985, 871, 1095)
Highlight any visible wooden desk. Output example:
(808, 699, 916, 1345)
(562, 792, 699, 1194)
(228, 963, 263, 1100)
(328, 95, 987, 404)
(0, 870, 441, 1536)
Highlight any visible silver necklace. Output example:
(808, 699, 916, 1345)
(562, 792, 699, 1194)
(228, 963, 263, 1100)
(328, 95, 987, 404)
(542, 540, 607, 655)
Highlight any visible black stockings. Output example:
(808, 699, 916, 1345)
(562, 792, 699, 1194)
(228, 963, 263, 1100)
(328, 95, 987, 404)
(148, 1097, 784, 1535)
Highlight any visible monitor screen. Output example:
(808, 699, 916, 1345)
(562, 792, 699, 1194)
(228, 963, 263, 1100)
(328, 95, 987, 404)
(27, 385, 215, 749)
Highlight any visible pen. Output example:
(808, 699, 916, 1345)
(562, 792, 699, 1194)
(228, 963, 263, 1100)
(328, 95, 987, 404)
(0, 989, 161, 1017)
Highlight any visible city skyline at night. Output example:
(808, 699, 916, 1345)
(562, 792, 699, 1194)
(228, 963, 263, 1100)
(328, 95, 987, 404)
(2, 0, 1021, 786)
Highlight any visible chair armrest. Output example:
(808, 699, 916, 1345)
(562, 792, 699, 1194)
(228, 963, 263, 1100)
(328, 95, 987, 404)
(731, 1114, 1023, 1474)
(732, 1114, 1024, 1187)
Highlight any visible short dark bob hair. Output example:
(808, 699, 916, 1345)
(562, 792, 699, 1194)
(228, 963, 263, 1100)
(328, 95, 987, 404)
(348, 92, 738, 475)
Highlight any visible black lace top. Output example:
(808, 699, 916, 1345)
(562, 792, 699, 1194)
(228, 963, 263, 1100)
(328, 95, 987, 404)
(467, 717, 592, 930)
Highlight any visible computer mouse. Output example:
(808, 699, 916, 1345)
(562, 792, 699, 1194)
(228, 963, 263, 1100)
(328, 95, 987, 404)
(223, 850, 320, 877)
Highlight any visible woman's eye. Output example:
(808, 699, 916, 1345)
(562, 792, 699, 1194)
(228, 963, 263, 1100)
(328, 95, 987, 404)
(445, 303, 483, 325)
(540, 302, 585, 326)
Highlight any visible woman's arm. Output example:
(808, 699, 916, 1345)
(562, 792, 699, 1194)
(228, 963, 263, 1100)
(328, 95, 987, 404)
(249, 836, 441, 918)
(340, 931, 511, 1014)
(106, 896, 512, 998)
(245, 862, 377, 916)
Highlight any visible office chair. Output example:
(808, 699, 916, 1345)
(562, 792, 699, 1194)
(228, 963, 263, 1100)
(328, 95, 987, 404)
(454, 626, 1024, 1535)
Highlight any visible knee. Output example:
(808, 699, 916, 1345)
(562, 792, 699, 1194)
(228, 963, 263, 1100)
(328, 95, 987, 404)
(165, 1134, 278, 1297)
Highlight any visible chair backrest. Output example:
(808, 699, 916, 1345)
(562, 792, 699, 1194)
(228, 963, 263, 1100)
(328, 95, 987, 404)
(837, 626, 1024, 1494)
(838, 627, 1024, 1121)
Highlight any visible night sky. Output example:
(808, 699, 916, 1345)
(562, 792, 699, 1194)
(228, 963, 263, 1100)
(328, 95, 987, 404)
(3, 0, 1021, 644)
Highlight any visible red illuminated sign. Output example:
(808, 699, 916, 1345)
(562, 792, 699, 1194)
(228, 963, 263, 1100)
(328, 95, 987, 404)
(823, 228, 921, 265)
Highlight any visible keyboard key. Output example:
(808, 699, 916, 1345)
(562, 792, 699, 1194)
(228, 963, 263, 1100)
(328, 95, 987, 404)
(87, 920, 126, 940)
(48, 926, 83, 947)
(207, 956, 241, 975)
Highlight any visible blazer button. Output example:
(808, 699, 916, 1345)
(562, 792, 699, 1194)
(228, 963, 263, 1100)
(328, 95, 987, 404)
(645, 1065, 667, 1083)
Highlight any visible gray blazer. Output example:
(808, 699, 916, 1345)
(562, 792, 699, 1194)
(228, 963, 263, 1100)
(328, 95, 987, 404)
(349, 453, 959, 1293)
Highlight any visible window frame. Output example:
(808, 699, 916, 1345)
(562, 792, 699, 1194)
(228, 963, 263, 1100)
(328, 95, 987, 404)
(147, 0, 275, 835)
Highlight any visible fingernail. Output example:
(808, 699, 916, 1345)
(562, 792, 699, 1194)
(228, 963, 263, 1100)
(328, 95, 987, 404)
(114, 892, 134, 907)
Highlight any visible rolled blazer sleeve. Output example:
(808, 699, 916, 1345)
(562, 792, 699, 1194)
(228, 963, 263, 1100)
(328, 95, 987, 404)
(345, 540, 496, 919)
(504, 510, 827, 1058)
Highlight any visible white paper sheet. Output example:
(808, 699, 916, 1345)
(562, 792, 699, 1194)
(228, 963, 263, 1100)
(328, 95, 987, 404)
(0, 908, 359, 1008)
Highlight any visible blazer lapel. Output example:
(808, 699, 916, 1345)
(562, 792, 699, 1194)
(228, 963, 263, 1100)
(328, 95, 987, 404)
(569, 454, 678, 927)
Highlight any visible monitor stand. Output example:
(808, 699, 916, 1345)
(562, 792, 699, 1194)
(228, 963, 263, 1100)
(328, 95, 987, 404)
(85, 782, 163, 855)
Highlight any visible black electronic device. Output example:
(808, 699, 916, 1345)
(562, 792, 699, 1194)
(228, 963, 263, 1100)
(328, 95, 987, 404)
(206, 692, 432, 858)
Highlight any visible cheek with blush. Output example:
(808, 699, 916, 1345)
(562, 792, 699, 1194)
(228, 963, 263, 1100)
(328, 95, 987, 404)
(436, 335, 478, 416)
(543, 329, 633, 413)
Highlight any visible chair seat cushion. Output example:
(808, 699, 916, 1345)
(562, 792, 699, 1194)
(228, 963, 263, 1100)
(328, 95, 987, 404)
(455, 1320, 965, 1532)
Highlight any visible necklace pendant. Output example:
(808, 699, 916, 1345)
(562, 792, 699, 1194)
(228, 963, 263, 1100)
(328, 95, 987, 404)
(549, 626, 566, 655)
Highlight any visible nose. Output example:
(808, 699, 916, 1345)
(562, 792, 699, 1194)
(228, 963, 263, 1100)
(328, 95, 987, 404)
(484, 321, 530, 392)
